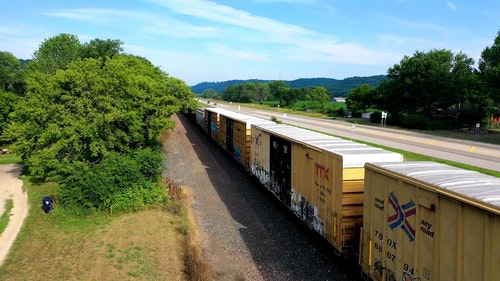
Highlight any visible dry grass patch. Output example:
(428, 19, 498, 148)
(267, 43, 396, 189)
(163, 177, 210, 281)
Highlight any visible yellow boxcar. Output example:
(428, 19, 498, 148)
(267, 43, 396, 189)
(203, 107, 227, 139)
(360, 161, 500, 281)
(250, 123, 403, 255)
(216, 110, 275, 168)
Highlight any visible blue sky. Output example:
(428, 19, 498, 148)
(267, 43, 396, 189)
(1, 1, 499, 86)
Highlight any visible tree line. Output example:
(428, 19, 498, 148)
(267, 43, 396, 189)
(0, 33, 197, 214)
(191, 75, 386, 96)
(201, 80, 339, 114)
(347, 31, 500, 130)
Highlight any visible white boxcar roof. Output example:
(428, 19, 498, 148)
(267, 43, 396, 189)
(217, 110, 276, 128)
(370, 161, 500, 214)
(253, 123, 403, 168)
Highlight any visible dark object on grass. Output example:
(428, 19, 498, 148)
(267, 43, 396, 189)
(42, 196, 53, 213)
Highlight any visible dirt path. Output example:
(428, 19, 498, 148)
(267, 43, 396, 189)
(0, 164, 29, 266)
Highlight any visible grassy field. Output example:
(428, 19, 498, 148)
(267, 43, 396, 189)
(0, 171, 207, 281)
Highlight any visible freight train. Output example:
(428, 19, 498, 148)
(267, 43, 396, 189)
(191, 106, 500, 281)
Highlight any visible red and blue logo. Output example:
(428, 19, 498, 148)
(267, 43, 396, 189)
(388, 192, 416, 241)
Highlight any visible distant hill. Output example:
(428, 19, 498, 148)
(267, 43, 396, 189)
(190, 75, 387, 97)
(19, 59, 31, 67)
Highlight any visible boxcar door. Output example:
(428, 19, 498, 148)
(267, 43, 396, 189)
(415, 194, 436, 281)
(226, 118, 234, 156)
(269, 135, 291, 206)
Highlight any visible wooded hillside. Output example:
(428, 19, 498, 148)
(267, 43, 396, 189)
(190, 75, 387, 96)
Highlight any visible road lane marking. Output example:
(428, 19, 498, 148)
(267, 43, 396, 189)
(429, 140, 436, 145)
(470, 146, 477, 152)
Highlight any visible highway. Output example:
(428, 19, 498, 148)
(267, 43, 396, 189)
(211, 103, 500, 173)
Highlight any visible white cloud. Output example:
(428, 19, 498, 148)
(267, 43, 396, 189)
(253, 0, 316, 3)
(42, 9, 144, 24)
(208, 43, 267, 61)
(145, 0, 312, 35)
(447, 1, 457, 12)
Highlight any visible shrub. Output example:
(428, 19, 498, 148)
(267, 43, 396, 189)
(401, 114, 429, 129)
(59, 149, 168, 214)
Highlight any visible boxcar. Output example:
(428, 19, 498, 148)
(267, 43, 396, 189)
(250, 123, 404, 255)
(195, 108, 205, 127)
(203, 108, 275, 168)
(359, 161, 500, 281)
(202, 107, 227, 138)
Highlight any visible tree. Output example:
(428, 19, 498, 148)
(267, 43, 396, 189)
(201, 88, 220, 99)
(32, 33, 82, 74)
(346, 84, 374, 113)
(81, 38, 123, 59)
(0, 51, 22, 92)
(7, 54, 193, 181)
(268, 80, 299, 106)
(254, 82, 269, 102)
(382, 49, 475, 118)
(478, 30, 500, 114)
(240, 82, 257, 103)
(304, 86, 330, 111)
(222, 83, 242, 102)
(0, 90, 20, 141)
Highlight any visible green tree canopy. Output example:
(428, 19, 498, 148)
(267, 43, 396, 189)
(200, 88, 220, 100)
(478, 30, 500, 112)
(268, 80, 292, 105)
(0, 90, 20, 140)
(346, 84, 375, 113)
(304, 86, 330, 110)
(7, 54, 194, 181)
(0, 51, 22, 92)
(32, 33, 82, 74)
(80, 38, 124, 60)
(383, 49, 475, 117)
(220, 82, 271, 103)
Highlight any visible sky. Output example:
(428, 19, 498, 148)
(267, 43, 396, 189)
(1, 1, 499, 86)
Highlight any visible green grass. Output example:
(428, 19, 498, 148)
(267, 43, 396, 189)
(0, 152, 22, 165)
(0, 177, 190, 281)
(0, 199, 14, 235)
(360, 140, 500, 177)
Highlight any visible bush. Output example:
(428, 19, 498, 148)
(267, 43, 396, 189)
(401, 114, 429, 129)
(59, 149, 168, 214)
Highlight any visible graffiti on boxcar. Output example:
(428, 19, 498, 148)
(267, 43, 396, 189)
(373, 260, 399, 281)
(290, 189, 324, 235)
(385, 269, 396, 281)
(210, 121, 217, 138)
(251, 161, 270, 186)
(233, 144, 242, 164)
(253, 133, 262, 145)
(373, 260, 384, 280)
(388, 192, 416, 242)
(202, 118, 208, 129)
